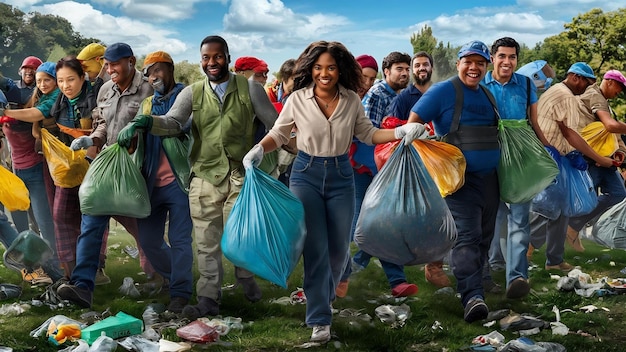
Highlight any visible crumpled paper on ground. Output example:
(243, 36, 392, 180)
(374, 303, 411, 328)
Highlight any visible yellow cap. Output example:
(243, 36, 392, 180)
(77, 43, 106, 61)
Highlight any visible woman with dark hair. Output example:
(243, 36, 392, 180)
(243, 40, 426, 343)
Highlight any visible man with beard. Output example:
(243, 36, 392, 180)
(342, 51, 421, 298)
(386, 51, 451, 289)
(116, 35, 277, 319)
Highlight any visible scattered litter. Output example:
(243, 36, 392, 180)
(119, 277, 140, 298)
(123, 245, 139, 258)
(0, 302, 29, 316)
(118, 335, 160, 352)
(197, 316, 243, 335)
(290, 288, 307, 304)
(431, 320, 443, 331)
(518, 327, 541, 336)
(58, 339, 89, 352)
(471, 330, 504, 346)
(550, 321, 569, 336)
(580, 305, 601, 313)
(500, 314, 549, 332)
(483, 320, 496, 328)
(374, 303, 410, 328)
(158, 339, 192, 351)
(487, 309, 510, 321)
(176, 320, 219, 343)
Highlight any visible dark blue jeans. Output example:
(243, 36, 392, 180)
(290, 151, 354, 327)
(446, 170, 499, 306)
(137, 181, 193, 300)
(569, 164, 626, 231)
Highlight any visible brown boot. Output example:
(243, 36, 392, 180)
(425, 261, 451, 288)
(566, 226, 585, 252)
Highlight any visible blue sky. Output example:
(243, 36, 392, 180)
(7, 0, 626, 80)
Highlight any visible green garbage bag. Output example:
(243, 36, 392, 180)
(79, 144, 151, 218)
(3, 230, 53, 271)
(162, 134, 191, 193)
(498, 119, 559, 203)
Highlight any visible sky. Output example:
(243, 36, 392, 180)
(7, 0, 626, 80)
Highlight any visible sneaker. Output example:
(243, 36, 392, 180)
(545, 262, 574, 272)
(181, 296, 219, 320)
(391, 282, 418, 297)
(238, 277, 262, 302)
(310, 325, 331, 343)
(425, 261, 451, 288)
(506, 277, 530, 299)
(464, 296, 488, 323)
(483, 279, 503, 294)
(95, 268, 111, 286)
(335, 280, 349, 298)
(57, 283, 93, 308)
(21, 267, 53, 286)
(167, 296, 189, 314)
(566, 226, 585, 252)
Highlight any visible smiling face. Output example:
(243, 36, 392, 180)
(35, 72, 57, 95)
(412, 56, 432, 86)
(201, 42, 230, 83)
(312, 52, 339, 93)
(105, 56, 134, 90)
(56, 66, 85, 99)
(20, 67, 36, 86)
(492, 46, 517, 83)
(146, 62, 174, 95)
(456, 55, 488, 89)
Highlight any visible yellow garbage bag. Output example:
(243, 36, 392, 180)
(41, 128, 89, 188)
(0, 166, 30, 211)
(580, 121, 619, 157)
(412, 139, 466, 197)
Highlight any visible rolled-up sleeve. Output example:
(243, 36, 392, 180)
(151, 86, 194, 136)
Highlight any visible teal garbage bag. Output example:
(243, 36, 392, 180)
(354, 141, 457, 266)
(79, 144, 151, 218)
(222, 165, 306, 288)
(498, 119, 559, 203)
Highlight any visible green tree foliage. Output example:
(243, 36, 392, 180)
(0, 3, 97, 77)
(409, 25, 457, 82)
(174, 60, 205, 86)
(410, 25, 437, 54)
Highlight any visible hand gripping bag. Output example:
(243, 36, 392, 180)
(498, 119, 559, 203)
(41, 128, 89, 188)
(561, 155, 598, 217)
(355, 141, 457, 265)
(78, 144, 151, 218)
(222, 164, 306, 288)
(0, 166, 30, 211)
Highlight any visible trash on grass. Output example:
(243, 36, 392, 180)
(30, 315, 86, 339)
(119, 277, 141, 298)
(176, 320, 219, 343)
(80, 311, 143, 344)
(374, 303, 411, 328)
(471, 330, 505, 347)
(0, 302, 29, 316)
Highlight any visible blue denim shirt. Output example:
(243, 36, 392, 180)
(482, 72, 538, 120)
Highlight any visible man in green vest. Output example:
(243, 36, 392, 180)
(117, 35, 278, 319)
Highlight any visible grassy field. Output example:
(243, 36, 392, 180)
(1, 222, 626, 351)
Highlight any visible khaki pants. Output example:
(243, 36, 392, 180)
(188, 168, 254, 300)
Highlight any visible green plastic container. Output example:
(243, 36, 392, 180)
(81, 311, 143, 344)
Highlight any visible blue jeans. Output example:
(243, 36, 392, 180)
(290, 151, 354, 326)
(569, 165, 626, 231)
(343, 171, 407, 287)
(15, 162, 61, 274)
(530, 212, 568, 267)
(503, 201, 531, 286)
(138, 181, 193, 300)
(0, 210, 18, 249)
(446, 171, 499, 306)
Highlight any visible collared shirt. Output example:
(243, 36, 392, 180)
(577, 84, 610, 128)
(536, 82, 580, 155)
(482, 72, 537, 120)
(388, 84, 423, 120)
(90, 69, 153, 146)
(362, 80, 397, 127)
(267, 84, 377, 157)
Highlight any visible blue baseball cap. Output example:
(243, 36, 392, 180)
(103, 42, 133, 62)
(36, 62, 56, 79)
(567, 62, 596, 80)
(458, 40, 491, 63)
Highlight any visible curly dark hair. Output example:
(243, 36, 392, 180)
(292, 41, 362, 92)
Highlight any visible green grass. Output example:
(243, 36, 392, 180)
(1, 223, 626, 351)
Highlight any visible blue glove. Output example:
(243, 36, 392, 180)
(117, 114, 153, 148)
(544, 145, 561, 167)
(565, 150, 588, 171)
(70, 136, 93, 151)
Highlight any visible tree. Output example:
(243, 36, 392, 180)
(410, 25, 437, 54)
(174, 60, 204, 86)
(409, 25, 457, 82)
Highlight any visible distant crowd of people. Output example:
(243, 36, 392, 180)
(1, 33, 625, 344)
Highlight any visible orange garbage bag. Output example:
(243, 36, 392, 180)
(0, 166, 30, 211)
(40, 128, 89, 188)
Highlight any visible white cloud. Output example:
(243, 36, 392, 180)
(89, 0, 221, 21)
(30, 1, 189, 57)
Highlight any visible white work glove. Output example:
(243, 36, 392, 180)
(243, 144, 264, 169)
(70, 136, 94, 151)
(394, 123, 427, 145)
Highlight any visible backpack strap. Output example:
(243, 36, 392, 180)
(526, 76, 531, 119)
(450, 76, 500, 133)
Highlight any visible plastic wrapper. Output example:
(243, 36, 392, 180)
(30, 315, 86, 340)
(78, 143, 150, 218)
(0, 166, 30, 211)
(498, 119, 560, 203)
(176, 320, 219, 343)
(222, 165, 306, 288)
(41, 128, 89, 188)
(560, 155, 597, 217)
(580, 121, 619, 157)
(354, 142, 457, 265)
(592, 198, 626, 249)
(88, 333, 116, 351)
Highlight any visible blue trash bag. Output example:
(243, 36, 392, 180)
(531, 164, 567, 220)
(561, 154, 597, 217)
(222, 164, 306, 288)
(79, 144, 151, 218)
(354, 141, 457, 266)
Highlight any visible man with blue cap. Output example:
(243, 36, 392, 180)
(408, 40, 501, 323)
(529, 62, 614, 276)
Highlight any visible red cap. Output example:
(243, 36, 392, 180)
(234, 56, 268, 73)
(21, 56, 43, 69)
(356, 55, 378, 72)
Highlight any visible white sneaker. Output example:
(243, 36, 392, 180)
(310, 325, 331, 343)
